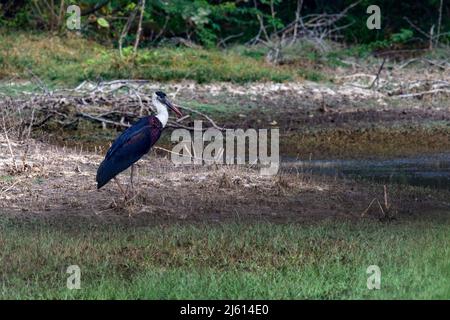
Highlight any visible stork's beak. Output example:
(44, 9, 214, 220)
(163, 97, 183, 118)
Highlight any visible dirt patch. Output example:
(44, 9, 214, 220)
(1, 139, 448, 226)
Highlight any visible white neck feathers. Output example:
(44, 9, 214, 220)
(152, 95, 168, 127)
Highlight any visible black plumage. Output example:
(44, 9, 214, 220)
(96, 116, 163, 189)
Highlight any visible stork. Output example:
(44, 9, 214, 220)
(96, 91, 182, 199)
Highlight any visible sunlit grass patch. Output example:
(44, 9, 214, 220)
(0, 32, 295, 86)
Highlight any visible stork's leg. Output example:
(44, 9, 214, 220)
(124, 164, 135, 198)
(114, 177, 128, 200)
(129, 164, 135, 196)
(134, 165, 139, 190)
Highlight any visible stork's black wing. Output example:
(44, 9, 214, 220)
(105, 117, 148, 160)
(96, 116, 163, 189)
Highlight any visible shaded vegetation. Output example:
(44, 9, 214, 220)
(1, 1, 449, 47)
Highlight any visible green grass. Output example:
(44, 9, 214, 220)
(0, 82, 47, 96)
(0, 32, 294, 86)
(1, 217, 449, 299)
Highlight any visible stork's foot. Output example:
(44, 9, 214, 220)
(125, 189, 137, 204)
(114, 176, 139, 207)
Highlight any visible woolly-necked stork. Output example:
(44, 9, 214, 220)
(96, 91, 182, 197)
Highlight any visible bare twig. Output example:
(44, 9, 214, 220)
(0, 179, 20, 197)
(436, 0, 443, 47)
(395, 89, 450, 98)
(119, 5, 139, 58)
(369, 57, 386, 89)
(1, 113, 18, 171)
(217, 32, 244, 48)
(132, 0, 146, 58)
(361, 198, 385, 217)
(78, 112, 131, 128)
(175, 105, 227, 131)
(384, 185, 389, 210)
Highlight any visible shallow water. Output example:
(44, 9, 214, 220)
(282, 153, 450, 190)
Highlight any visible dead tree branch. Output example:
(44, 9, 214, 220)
(250, 0, 361, 63)
(0, 81, 226, 138)
(119, 5, 139, 58)
(132, 0, 146, 59)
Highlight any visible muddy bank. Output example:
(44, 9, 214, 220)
(39, 106, 450, 160)
(1, 139, 449, 225)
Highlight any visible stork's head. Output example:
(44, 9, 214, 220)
(152, 91, 183, 118)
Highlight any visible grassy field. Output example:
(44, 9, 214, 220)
(1, 30, 449, 300)
(1, 31, 449, 88)
(1, 217, 449, 299)
(0, 32, 297, 85)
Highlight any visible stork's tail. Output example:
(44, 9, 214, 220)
(96, 160, 111, 189)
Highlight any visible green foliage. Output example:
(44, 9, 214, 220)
(1, 1, 449, 48)
(343, 28, 416, 57)
(151, 0, 256, 47)
(297, 69, 326, 82)
(96, 17, 110, 28)
(390, 28, 414, 44)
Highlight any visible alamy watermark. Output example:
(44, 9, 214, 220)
(66, 5, 81, 30)
(366, 5, 381, 30)
(170, 121, 279, 176)
(66, 3, 381, 32)
(366, 265, 381, 290)
(66, 265, 81, 290)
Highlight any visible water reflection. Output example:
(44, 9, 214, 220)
(282, 153, 450, 190)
